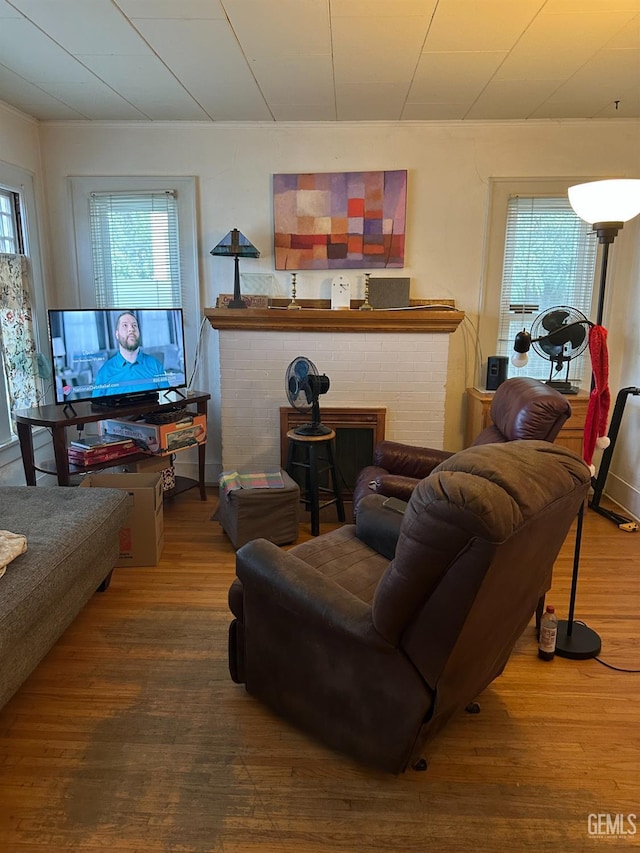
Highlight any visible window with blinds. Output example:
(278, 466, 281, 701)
(89, 190, 182, 308)
(0, 190, 21, 254)
(497, 195, 597, 382)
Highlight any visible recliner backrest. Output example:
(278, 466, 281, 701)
(473, 377, 572, 445)
(371, 442, 589, 722)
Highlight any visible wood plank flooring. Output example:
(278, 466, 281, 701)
(0, 489, 638, 852)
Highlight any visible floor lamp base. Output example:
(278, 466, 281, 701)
(555, 619, 601, 660)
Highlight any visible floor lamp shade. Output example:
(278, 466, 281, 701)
(568, 179, 640, 226)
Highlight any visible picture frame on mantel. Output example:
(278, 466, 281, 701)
(273, 170, 407, 271)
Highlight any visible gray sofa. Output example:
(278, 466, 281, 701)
(0, 486, 131, 709)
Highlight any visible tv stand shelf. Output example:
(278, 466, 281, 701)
(14, 390, 210, 498)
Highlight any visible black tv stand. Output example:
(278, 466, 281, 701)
(14, 390, 210, 499)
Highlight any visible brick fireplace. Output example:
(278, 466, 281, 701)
(205, 305, 464, 473)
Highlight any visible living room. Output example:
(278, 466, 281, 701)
(1, 1, 639, 849)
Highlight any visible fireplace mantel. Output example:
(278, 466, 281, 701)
(205, 302, 464, 334)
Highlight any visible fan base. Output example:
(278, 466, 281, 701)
(546, 380, 580, 395)
(293, 423, 332, 437)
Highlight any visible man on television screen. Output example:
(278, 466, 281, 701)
(92, 311, 170, 398)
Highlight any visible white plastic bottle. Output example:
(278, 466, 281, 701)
(538, 605, 558, 661)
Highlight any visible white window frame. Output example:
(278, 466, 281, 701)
(70, 177, 200, 383)
(479, 178, 599, 390)
(0, 160, 48, 447)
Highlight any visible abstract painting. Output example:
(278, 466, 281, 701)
(273, 170, 407, 270)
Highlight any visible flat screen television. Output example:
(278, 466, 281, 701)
(48, 308, 187, 407)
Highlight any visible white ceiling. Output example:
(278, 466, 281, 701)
(0, 0, 638, 123)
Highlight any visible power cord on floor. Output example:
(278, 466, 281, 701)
(594, 658, 640, 673)
(572, 621, 640, 673)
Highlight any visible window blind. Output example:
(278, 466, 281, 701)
(497, 195, 597, 383)
(89, 190, 182, 308)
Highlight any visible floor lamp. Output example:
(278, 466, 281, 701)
(553, 179, 640, 659)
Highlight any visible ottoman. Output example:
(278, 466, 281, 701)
(214, 470, 300, 549)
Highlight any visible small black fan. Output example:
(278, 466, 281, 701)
(285, 356, 331, 436)
(530, 306, 590, 394)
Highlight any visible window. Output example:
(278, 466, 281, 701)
(89, 191, 181, 308)
(0, 189, 23, 254)
(70, 177, 199, 379)
(481, 179, 599, 389)
(497, 196, 597, 382)
(0, 165, 47, 447)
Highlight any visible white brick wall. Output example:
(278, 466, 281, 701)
(218, 331, 450, 470)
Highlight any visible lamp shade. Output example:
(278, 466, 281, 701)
(210, 228, 260, 258)
(568, 179, 640, 225)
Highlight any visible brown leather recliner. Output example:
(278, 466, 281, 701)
(352, 376, 572, 516)
(228, 441, 590, 773)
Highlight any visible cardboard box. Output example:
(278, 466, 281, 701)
(122, 454, 176, 492)
(101, 413, 206, 456)
(80, 472, 164, 567)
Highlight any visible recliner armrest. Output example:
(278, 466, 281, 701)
(373, 440, 454, 479)
(356, 494, 403, 560)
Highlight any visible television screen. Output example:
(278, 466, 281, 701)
(48, 308, 187, 406)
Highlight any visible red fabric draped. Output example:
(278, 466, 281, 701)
(583, 324, 610, 467)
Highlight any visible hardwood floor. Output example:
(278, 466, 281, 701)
(0, 488, 638, 852)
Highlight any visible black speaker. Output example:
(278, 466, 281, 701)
(486, 356, 508, 391)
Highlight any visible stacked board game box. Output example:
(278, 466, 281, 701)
(67, 434, 141, 468)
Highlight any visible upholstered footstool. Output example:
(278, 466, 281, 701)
(214, 469, 300, 549)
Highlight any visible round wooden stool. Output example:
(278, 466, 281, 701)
(286, 429, 345, 536)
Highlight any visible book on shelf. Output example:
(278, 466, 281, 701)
(67, 442, 140, 467)
(70, 434, 135, 451)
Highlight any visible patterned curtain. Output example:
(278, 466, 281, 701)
(0, 253, 38, 411)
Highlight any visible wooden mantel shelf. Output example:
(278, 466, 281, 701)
(205, 303, 464, 334)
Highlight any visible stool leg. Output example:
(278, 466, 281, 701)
(286, 438, 296, 479)
(326, 439, 345, 522)
(308, 443, 320, 536)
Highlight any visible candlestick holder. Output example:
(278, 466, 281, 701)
(287, 272, 302, 310)
(359, 273, 374, 311)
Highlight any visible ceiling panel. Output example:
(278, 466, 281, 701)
(531, 47, 640, 118)
(223, 0, 331, 59)
(0, 65, 86, 119)
(335, 81, 411, 121)
(130, 18, 272, 120)
(0, 0, 637, 122)
(423, 0, 544, 52)
(249, 55, 335, 105)
(331, 0, 437, 15)
(495, 9, 638, 80)
(332, 15, 431, 82)
(0, 20, 99, 83)
(11, 0, 150, 54)
(76, 53, 209, 121)
(39, 81, 150, 119)
(466, 78, 567, 120)
(116, 0, 227, 19)
(408, 51, 507, 102)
